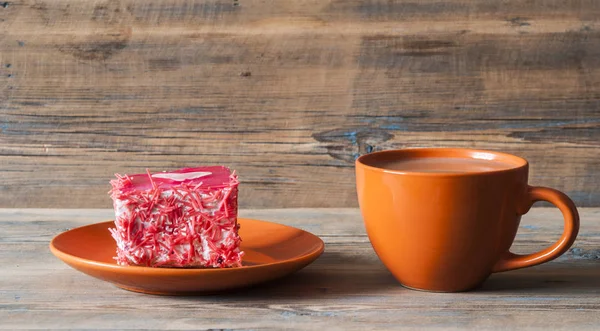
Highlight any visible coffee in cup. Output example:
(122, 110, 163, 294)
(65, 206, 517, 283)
(355, 148, 579, 292)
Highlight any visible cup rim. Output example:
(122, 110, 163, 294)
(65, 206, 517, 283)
(355, 148, 529, 177)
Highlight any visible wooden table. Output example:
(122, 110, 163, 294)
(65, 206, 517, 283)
(2, 208, 599, 330)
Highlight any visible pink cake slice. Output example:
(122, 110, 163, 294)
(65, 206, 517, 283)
(108, 166, 243, 268)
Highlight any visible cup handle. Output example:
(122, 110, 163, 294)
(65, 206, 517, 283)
(492, 186, 580, 273)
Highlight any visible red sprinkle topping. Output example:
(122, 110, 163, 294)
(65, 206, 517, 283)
(108, 167, 243, 268)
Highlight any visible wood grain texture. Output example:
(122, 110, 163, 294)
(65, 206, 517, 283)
(1, 208, 599, 330)
(1, 0, 600, 208)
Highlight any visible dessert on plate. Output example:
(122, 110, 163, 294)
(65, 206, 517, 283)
(108, 166, 243, 268)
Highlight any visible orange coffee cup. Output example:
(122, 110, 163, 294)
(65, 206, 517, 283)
(355, 148, 579, 292)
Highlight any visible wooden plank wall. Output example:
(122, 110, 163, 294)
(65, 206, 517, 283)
(1, 0, 599, 208)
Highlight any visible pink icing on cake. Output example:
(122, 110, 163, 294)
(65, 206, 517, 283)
(108, 166, 243, 268)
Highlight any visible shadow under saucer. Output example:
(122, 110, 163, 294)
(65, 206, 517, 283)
(171, 249, 400, 300)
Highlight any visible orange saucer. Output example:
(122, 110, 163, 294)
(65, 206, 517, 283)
(50, 218, 324, 295)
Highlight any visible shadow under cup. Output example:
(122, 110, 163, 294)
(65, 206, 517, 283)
(355, 148, 579, 292)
